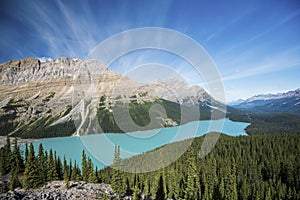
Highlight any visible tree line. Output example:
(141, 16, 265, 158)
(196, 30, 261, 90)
(100, 134, 300, 200)
(227, 111, 300, 135)
(0, 136, 99, 193)
(1, 134, 300, 200)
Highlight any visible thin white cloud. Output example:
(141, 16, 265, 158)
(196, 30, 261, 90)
(203, 9, 255, 44)
(198, 47, 299, 82)
(222, 56, 300, 81)
(222, 9, 300, 55)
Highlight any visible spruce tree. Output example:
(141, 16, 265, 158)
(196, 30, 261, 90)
(224, 159, 238, 200)
(87, 158, 93, 181)
(95, 166, 100, 183)
(184, 146, 200, 200)
(0, 148, 4, 175)
(81, 150, 88, 182)
(9, 166, 21, 190)
(144, 179, 150, 198)
(111, 146, 126, 196)
(219, 177, 225, 199)
(24, 143, 28, 164)
(0, 137, 10, 175)
(1, 136, 12, 175)
(265, 187, 272, 200)
(23, 143, 42, 189)
(56, 156, 63, 180)
(13, 137, 24, 174)
(71, 160, 81, 181)
(88, 168, 98, 183)
(37, 144, 46, 183)
(47, 149, 58, 181)
(63, 156, 70, 181)
(155, 174, 165, 200)
(240, 178, 250, 200)
(133, 184, 139, 200)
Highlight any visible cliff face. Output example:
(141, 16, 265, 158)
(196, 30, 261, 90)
(0, 58, 222, 138)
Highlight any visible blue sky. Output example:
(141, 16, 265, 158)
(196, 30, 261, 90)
(0, 0, 300, 102)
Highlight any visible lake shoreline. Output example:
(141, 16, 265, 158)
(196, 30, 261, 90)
(20, 119, 249, 170)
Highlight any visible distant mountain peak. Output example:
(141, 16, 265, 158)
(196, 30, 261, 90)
(230, 88, 300, 114)
(246, 88, 300, 102)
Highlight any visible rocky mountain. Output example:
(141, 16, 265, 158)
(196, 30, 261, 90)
(0, 58, 225, 138)
(229, 88, 300, 114)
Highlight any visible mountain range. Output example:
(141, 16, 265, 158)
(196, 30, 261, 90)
(229, 88, 300, 114)
(0, 58, 225, 138)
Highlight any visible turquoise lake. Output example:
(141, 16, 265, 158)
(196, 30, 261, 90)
(22, 119, 249, 169)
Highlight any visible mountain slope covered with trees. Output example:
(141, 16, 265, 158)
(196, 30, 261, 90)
(1, 134, 299, 199)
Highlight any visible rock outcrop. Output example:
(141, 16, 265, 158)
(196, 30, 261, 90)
(0, 181, 116, 200)
(0, 58, 223, 138)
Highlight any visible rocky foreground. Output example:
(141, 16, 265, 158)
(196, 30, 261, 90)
(0, 181, 118, 200)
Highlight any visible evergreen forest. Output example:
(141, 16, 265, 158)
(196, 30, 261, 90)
(0, 133, 299, 200)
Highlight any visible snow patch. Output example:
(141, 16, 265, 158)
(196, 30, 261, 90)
(0, 97, 11, 109)
(246, 88, 300, 102)
(207, 104, 226, 113)
(38, 57, 53, 62)
(26, 91, 41, 101)
(207, 104, 218, 109)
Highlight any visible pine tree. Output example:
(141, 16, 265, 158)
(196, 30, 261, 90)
(81, 150, 88, 182)
(155, 174, 165, 200)
(9, 138, 24, 175)
(240, 178, 250, 200)
(184, 146, 200, 200)
(144, 179, 150, 198)
(24, 143, 28, 164)
(68, 159, 73, 180)
(37, 144, 46, 183)
(71, 160, 81, 181)
(286, 187, 293, 200)
(63, 156, 70, 181)
(224, 160, 238, 200)
(133, 184, 139, 200)
(111, 146, 126, 196)
(255, 190, 261, 200)
(23, 143, 42, 189)
(0, 148, 4, 175)
(56, 156, 63, 180)
(95, 166, 100, 183)
(0, 136, 12, 175)
(88, 169, 98, 183)
(87, 158, 93, 179)
(6, 135, 11, 151)
(9, 166, 21, 190)
(203, 175, 210, 200)
(265, 187, 272, 200)
(218, 177, 225, 199)
(47, 149, 58, 181)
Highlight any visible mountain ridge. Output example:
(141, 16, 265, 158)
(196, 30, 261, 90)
(0, 58, 225, 138)
(229, 88, 300, 114)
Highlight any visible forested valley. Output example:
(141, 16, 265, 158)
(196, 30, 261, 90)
(0, 133, 299, 200)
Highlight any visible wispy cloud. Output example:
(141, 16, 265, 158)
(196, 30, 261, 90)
(0, 0, 173, 62)
(203, 9, 255, 44)
(221, 9, 300, 55)
(222, 47, 300, 81)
